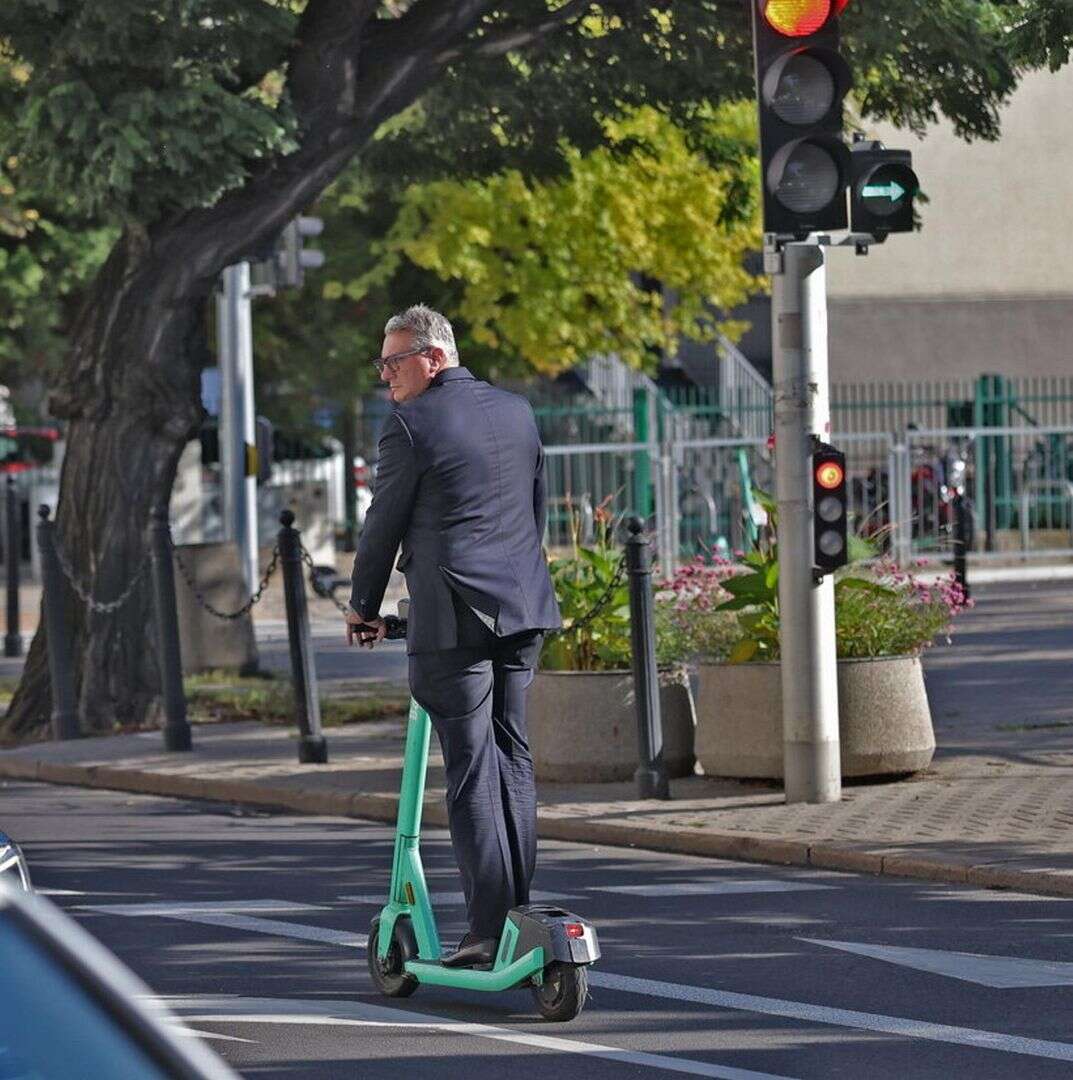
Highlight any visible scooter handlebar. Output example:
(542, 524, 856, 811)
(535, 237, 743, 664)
(350, 614, 407, 640)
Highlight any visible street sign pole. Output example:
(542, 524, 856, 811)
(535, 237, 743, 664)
(770, 239, 842, 805)
(217, 262, 259, 597)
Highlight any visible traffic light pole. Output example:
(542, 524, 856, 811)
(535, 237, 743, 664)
(769, 240, 842, 805)
(217, 262, 259, 597)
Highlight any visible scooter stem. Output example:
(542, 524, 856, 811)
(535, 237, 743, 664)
(379, 697, 442, 961)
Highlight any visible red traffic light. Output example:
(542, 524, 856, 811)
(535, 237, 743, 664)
(815, 460, 845, 489)
(762, 0, 836, 37)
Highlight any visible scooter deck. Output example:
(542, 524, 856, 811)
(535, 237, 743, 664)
(404, 947, 545, 991)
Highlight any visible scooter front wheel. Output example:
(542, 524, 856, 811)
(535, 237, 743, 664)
(368, 917, 418, 998)
(531, 961, 588, 1022)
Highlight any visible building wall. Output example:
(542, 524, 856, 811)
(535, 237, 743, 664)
(823, 65, 1073, 382)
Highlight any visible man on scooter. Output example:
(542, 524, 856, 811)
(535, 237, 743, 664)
(346, 304, 562, 968)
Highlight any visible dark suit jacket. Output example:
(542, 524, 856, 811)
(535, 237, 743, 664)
(349, 367, 562, 654)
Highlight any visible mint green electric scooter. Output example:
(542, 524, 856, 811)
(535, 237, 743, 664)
(366, 605, 600, 1022)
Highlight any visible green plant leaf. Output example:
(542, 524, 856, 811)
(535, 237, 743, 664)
(728, 638, 759, 664)
(835, 577, 898, 597)
(764, 562, 778, 590)
(721, 572, 766, 598)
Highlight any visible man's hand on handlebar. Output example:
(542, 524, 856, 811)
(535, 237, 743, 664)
(346, 611, 387, 649)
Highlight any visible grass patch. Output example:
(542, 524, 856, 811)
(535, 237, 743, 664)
(183, 671, 410, 728)
(0, 675, 20, 713)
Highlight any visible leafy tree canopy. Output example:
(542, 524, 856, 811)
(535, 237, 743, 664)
(2, 1, 1069, 227)
(385, 103, 762, 374)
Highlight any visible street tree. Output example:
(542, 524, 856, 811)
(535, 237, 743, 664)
(2, 0, 1069, 740)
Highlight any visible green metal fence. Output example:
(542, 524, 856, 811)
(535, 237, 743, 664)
(534, 374, 1073, 445)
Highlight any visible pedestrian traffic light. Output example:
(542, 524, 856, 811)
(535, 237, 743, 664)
(751, 0, 853, 238)
(812, 441, 848, 574)
(849, 140, 919, 240)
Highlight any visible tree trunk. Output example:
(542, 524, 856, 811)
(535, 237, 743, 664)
(3, 230, 204, 740)
(1, 1, 507, 742)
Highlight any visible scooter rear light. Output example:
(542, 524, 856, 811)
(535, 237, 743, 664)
(565, 923, 585, 938)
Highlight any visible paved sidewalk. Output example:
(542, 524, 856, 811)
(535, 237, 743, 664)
(3, 581, 1073, 897)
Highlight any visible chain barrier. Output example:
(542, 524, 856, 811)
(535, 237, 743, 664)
(552, 553, 626, 635)
(298, 544, 353, 617)
(52, 541, 151, 615)
(170, 539, 281, 621)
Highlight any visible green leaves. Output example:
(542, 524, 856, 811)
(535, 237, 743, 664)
(1, 0, 298, 223)
(390, 103, 763, 375)
(542, 540, 631, 671)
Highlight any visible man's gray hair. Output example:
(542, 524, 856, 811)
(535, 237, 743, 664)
(384, 304, 459, 367)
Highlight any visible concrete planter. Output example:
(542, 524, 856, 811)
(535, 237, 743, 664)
(529, 670, 696, 782)
(695, 656, 935, 780)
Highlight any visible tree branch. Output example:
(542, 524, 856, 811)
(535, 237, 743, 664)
(434, 0, 596, 64)
(152, 0, 500, 293)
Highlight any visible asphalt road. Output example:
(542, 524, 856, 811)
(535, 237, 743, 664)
(7, 781, 1073, 1078)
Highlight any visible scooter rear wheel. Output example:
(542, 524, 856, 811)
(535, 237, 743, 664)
(368, 917, 418, 998)
(531, 961, 588, 1022)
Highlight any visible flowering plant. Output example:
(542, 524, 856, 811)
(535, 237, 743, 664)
(834, 557, 972, 659)
(654, 551, 741, 663)
(541, 496, 738, 673)
(715, 489, 972, 662)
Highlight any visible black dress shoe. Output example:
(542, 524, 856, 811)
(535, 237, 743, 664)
(442, 935, 498, 968)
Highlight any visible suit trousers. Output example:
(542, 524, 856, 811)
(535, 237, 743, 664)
(408, 620, 544, 940)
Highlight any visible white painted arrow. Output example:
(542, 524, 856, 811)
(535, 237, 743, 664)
(800, 938, 1073, 988)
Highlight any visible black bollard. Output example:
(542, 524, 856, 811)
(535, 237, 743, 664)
(953, 493, 970, 600)
(5, 478, 21, 657)
(148, 504, 192, 751)
(624, 516, 670, 800)
(278, 510, 328, 764)
(36, 506, 79, 740)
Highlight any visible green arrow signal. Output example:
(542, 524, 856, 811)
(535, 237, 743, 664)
(862, 180, 906, 202)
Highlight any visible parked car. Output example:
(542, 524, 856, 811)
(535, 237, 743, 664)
(0, 878, 238, 1078)
(0, 829, 31, 891)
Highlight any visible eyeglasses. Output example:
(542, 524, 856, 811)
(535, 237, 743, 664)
(370, 346, 428, 375)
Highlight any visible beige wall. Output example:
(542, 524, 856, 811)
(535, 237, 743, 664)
(828, 65, 1073, 300)
(823, 66, 1073, 382)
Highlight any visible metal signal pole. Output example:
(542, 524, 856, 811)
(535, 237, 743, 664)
(769, 240, 842, 804)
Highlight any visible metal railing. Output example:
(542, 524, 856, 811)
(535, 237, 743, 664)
(540, 423, 1073, 574)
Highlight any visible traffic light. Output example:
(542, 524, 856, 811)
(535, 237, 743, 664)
(849, 140, 919, 240)
(278, 216, 325, 288)
(247, 216, 326, 290)
(751, 0, 853, 239)
(812, 441, 848, 574)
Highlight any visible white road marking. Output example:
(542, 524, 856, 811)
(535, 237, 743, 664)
(800, 937, 1073, 988)
(164, 995, 799, 1080)
(164, 912, 368, 948)
(168, 1026, 257, 1044)
(338, 889, 577, 906)
(89, 900, 1073, 1062)
(589, 971, 1073, 1063)
(79, 899, 326, 916)
(918, 888, 1069, 903)
(589, 881, 831, 897)
(84, 902, 367, 948)
(35, 888, 86, 896)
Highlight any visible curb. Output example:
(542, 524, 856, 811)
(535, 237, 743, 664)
(4, 759, 1072, 899)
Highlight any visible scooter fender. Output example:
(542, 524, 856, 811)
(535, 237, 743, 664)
(506, 903, 600, 966)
